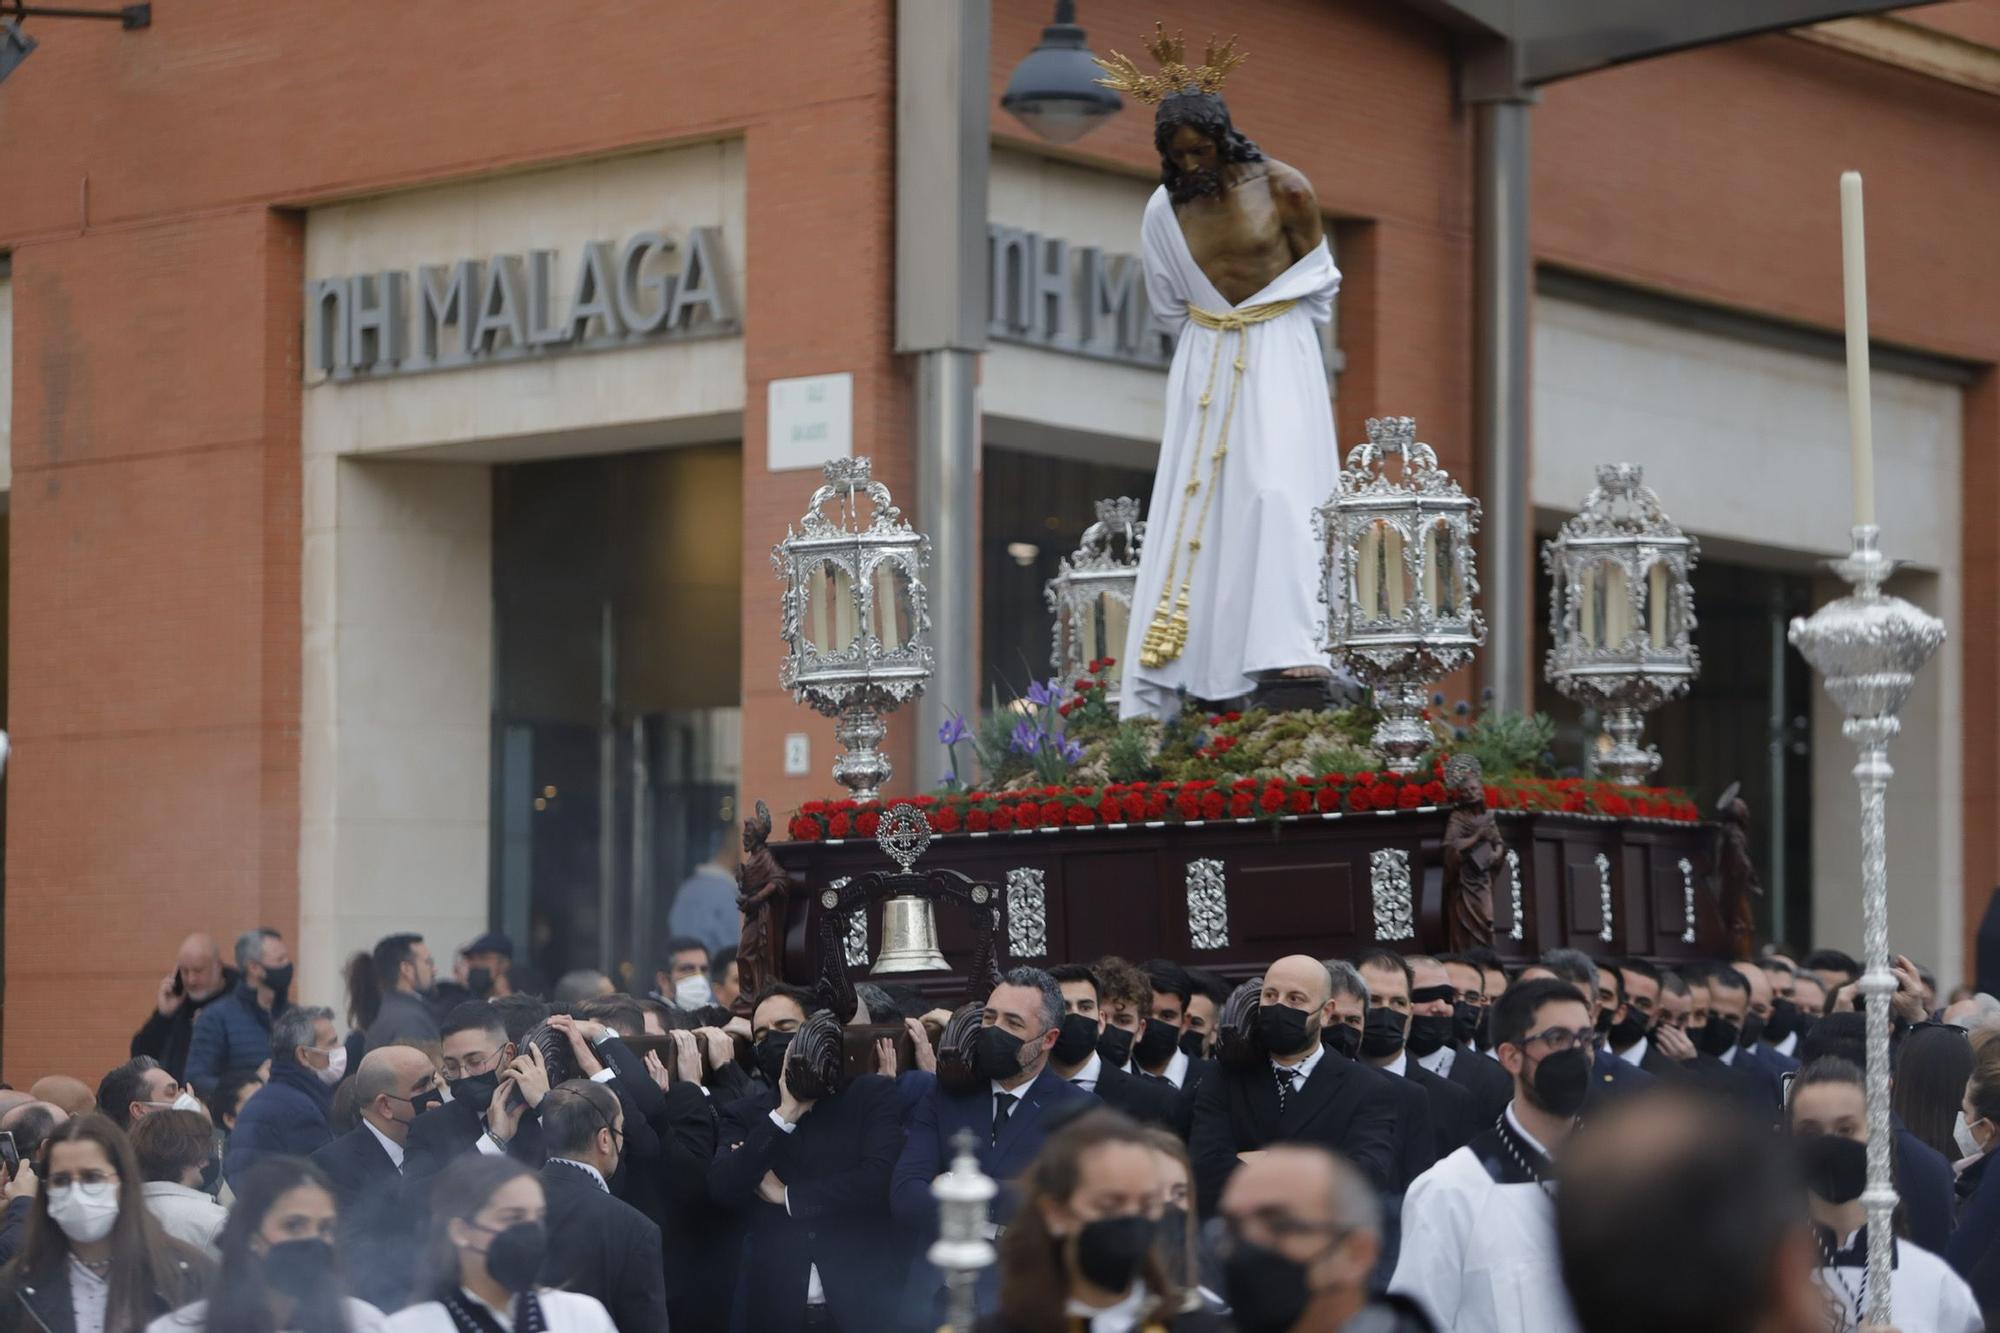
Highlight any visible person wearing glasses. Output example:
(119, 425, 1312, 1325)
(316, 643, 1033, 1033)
(405, 1003, 548, 1182)
(0, 1114, 208, 1333)
(1389, 977, 1593, 1333)
(533, 1081, 665, 1333)
(1215, 1141, 1430, 1333)
(309, 1046, 443, 1312)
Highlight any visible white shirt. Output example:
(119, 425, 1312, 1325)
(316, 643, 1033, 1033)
(1418, 1045, 1457, 1079)
(1129, 1046, 1192, 1089)
(149, 1298, 385, 1333)
(769, 1112, 825, 1305)
(549, 1157, 608, 1192)
(1818, 1241, 1981, 1333)
(1274, 1040, 1326, 1088)
(1614, 1036, 1648, 1068)
(1065, 1282, 1152, 1333)
(1068, 1051, 1105, 1092)
(1774, 1030, 1799, 1058)
(363, 1118, 406, 1172)
(69, 1256, 108, 1333)
(380, 1290, 615, 1333)
(1390, 1103, 1578, 1333)
(1383, 1051, 1409, 1078)
(1719, 1045, 1738, 1067)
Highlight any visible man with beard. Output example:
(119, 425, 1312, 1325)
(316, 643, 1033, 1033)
(1092, 29, 1344, 717)
(130, 933, 236, 1084)
(405, 1000, 548, 1179)
(1190, 954, 1399, 1216)
(1136, 958, 1217, 1099)
(1390, 978, 1591, 1333)
(1355, 950, 1480, 1158)
(1518, 949, 1651, 1099)
(1047, 963, 1181, 1129)
(1691, 964, 1784, 1114)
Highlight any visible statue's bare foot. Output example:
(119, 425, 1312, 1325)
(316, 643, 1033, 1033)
(1280, 665, 1332, 680)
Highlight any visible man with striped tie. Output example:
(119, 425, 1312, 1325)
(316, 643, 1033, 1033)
(1189, 954, 1399, 1217)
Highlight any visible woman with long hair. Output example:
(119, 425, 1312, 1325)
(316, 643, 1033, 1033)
(1894, 1021, 1976, 1162)
(379, 1155, 612, 1333)
(983, 1109, 1224, 1333)
(0, 1114, 208, 1333)
(147, 1157, 379, 1333)
(1788, 1056, 1979, 1332)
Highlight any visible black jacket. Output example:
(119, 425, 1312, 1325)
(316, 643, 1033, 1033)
(130, 971, 239, 1083)
(653, 1080, 727, 1331)
(404, 1093, 545, 1182)
(364, 989, 442, 1053)
(709, 1075, 904, 1333)
(0, 1250, 203, 1333)
(538, 1159, 668, 1333)
(309, 1123, 416, 1311)
(1406, 1059, 1481, 1158)
(1083, 1062, 1184, 1131)
(1190, 1051, 1401, 1215)
(1443, 1045, 1512, 1126)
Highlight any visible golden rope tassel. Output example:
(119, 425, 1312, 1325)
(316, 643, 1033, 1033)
(1138, 298, 1296, 669)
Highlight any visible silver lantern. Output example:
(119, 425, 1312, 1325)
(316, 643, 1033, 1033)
(1317, 416, 1487, 776)
(1543, 464, 1700, 784)
(1045, 497, 1144, 692)
(773, 457, 933, 800)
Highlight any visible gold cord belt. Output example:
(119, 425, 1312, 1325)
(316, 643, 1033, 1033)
(1138, 298, 1298, 669)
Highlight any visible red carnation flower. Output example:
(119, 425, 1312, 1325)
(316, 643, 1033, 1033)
(1200, 792, 1227, 820)
(913, 795, 936, 807)
(1099, 799, 1122, 824)
(828, 813, 853, 838)
(1121, 795, 1148, 822)
(1225, 711, 1242, 723)
(1177, 792, 1204, 821)
(1042, 786, 1064, 798)
(1072, 786, 1093, 797)
(967, 809, 992, 833)
(856, 811, 880, 837)
(1012, 804, 1039, 830)
(1423, 781, 1447, 804)
(1351, 772, 1377, 787)
(1347, 787, 1373, 813)
(1145, 794, 1169, 820)
(1259, 787, 1286, 813)
(1398, 786, 1424, 809)
(788, 816, 816, 840)
(1562, 794, 1587, 813)
(801, 800, 827, 815)
(1041, 801, 1065, 825)
(935, 807, 963, 833)
(1316, 787, 1342, 813)
(1230, 792, 1255, 818)
(1233, 778, 1259, 794)
(1067, 805, 1094, 826)
(1075, 679, 1093, 694)
(1323, 772, 1348, 786)
(1289, 789, 1312, 815)
(1101, 657, 1116, 667)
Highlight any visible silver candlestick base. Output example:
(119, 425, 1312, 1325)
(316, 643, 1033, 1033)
(1787, 523, 1944, 1328)
(832, 700, 892, 802)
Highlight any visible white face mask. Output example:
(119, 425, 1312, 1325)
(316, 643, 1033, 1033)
(171, 1091, 205, 1114)
(313, 1045, 349, 1087)
(675, 976, 715, 1009)
(1956, 1110, 1988, 1160)
(47, 1183, 120, 1244)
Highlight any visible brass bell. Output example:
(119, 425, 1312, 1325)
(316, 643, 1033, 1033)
(872, 893, 948, 973)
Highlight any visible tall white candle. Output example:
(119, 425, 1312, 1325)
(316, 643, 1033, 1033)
(1841, 171, 1877, 529)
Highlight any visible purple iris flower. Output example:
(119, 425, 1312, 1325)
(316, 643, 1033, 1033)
(1010, 719, 1044, 754)
(1059, 737, 1084, 764)
(1026, 680, 1058, 709)
(937, 713, 970, 746)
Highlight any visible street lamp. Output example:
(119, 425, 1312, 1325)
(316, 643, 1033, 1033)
(1001, 1, 1122, 145)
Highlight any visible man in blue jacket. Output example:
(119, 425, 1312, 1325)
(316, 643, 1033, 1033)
(223, 1003, 345, 1186)
(185, 928, 293, 1099)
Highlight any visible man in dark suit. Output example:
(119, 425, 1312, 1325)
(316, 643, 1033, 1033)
(1429, 956, 1514, 1125)
(1690, 964, 1783, 1114)
(309, 1044, 436, 1311)
(1354, 951, 1481, 1158)
(536, 1079, 667, 1333)
(1190, 954, 1400, 1217)
(1134, 958, 1220, 1103)
(1519, 950, 1654, 1100)
(1729, 960, 1802, 1082)
(712, 987, 905, 1333)
(1322, 958, 1438, 1194)
(363, 933, 442, 1052)
(1046, 963, 1182, 1129)
(406, 1000, 546, 1180)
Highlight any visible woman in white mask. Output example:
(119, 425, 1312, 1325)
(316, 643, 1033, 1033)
(0, 1114, 207, 1333)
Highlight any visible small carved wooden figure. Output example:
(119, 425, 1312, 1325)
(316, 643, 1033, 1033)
(734, 799, 790, 1012)
(1441, 755, 1503, 949)
(1715, 782, 1762, 961)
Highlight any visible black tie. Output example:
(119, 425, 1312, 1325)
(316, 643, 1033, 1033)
(993, 1092, 1018, 1142)
(1274, 1066, 1298, 1114)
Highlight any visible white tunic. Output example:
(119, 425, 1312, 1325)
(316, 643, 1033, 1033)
(380, 1290, 615, 1333)
(1816, 1235, 1982, 1333)
(147, 1297, 384, 1333)
(1389, 1114, 1581, 1333)
(1118, 185, 1342, 718)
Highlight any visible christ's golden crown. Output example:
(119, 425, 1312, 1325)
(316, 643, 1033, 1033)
(1092, 22, 1246, 105)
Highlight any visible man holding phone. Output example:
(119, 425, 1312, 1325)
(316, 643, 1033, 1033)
(130, 933, 235, 1083)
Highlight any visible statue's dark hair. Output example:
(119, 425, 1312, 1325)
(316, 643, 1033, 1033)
(1154, 91, 1264, 204)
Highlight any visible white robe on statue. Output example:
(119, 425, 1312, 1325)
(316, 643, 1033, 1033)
(1118, 185, 1342, 720)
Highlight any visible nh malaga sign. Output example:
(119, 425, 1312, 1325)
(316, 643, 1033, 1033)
(304, 227, 737, 383)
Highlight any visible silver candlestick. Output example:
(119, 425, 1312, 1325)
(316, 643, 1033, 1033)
(1787, 523, 1943, 1326)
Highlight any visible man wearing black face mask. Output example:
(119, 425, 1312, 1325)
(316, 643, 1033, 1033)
(537, 1080, 667, 1333)
(1219, 1145, 1432, 1333)
(1355, 951, 1479, 1161)
(1137, 959, 1219, 1101)
(1731, 960, 1800, 1087)
(186, 927, 294, 1099)
(1048, 964, 1182, 1130)
(1390, 978, 1594, 1333)
(1519, 949, 1652, 1101)
(1434, 955, 1512, 1123)
(1691, 964, 1784, 1114)
(893, 967, 1098, 1318)
(311, 1044, 437, 1310)
(407, 1002, 546, 1180)
(1189, 954, 1399, 1217)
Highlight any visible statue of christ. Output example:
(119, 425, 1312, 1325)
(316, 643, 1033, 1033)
(1097, 29, 1341, 720)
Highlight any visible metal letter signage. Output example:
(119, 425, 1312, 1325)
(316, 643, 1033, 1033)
(304, 227, 739, 383)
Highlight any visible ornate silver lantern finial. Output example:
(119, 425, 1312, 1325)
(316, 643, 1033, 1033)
(772, 457, 934, 801)
(930, 1127, 998, 1333)
(1046, 497, 1145, 692)
(1316, 416, 1487, 775)
(1543, 464, 1700, 784)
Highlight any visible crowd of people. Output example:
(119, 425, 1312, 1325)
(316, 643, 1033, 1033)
(1, 927, 1994, 1330)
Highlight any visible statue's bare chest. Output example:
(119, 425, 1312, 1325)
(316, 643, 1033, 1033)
(1173, 178, 1293, 306)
